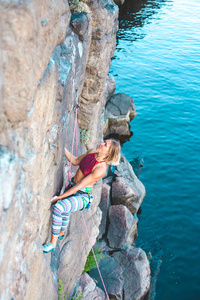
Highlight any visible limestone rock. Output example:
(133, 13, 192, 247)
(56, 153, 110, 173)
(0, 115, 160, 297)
(77, 0, 119, 148)
(102, 76, 116, 133)
(0, 148, 20, 212)
(76, 273, 106, 300)
(103, 175, 113, 185)
(87, 0, 119, 40)
(0, 5, 95, 300)
(1, 0, 70, 127)
(106, 76, 116, 103)
(104, 93, 137, 140)
(112, 156, 146, 213)
(71, 12, 91, 41)
(89, 254, 123, 300)
(90, 248, 150, 300)
(113, 247, 151, 300)
(106, 93, 136, 120)
(107, 205, 138, 249)
(52, 11, 92, 114)
(98, 182, 111, 239)
(80, 35, 116, 104)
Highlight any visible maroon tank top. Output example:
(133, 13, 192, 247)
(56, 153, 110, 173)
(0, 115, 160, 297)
(79, 153, 105, 176)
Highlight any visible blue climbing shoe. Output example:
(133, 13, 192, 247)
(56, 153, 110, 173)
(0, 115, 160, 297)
(43, 243, 55, 253)
(58, 235, 64, 240)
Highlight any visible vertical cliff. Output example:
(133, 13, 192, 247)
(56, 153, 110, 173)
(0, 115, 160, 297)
(0, 0, 120, 299)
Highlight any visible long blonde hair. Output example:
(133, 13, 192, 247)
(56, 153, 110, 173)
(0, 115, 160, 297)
(105, 139, 121, 165)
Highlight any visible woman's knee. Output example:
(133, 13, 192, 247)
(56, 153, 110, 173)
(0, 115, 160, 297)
(53, 201, 65, 214)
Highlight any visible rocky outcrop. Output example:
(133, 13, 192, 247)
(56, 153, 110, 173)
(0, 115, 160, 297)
(113, 247, 151, 300)
(94, 157, 149, 299)
(0, 0, 70, 129)
(89, 254, 124, 300)
(107, 205, 138, 249)
(104, 93, 137, 141)
(90, 248, 150, 300)
(112, 155, 146, 213)
(78, 0, 119, 148)
(0, 0, 120, 299)
(98, 181, 111, 239)
(76, 273, 106, 300)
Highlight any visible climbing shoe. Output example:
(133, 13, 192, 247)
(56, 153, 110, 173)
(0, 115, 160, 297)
(42, 243, 55, 253)
(58, 235, 64, 240)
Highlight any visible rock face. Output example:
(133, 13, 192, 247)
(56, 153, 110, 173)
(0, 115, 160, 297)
(95, 158, 149, 299)
(0, 1, 120, 299)
(1, 0, 71, 128)
(78, 0, 119, 148)
(113, 247, 151, 300)
(76, 273, 106, 300)
(112, 155, 146, 213)
(90, 248, 150, 300)
(98, 182, 111, 239)
(107, 205, 138, 249)
(104, 93, 137, 141)
(89, 254, 124, 300)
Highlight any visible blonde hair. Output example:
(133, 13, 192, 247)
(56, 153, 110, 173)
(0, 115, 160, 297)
(106, 139, 121, 166)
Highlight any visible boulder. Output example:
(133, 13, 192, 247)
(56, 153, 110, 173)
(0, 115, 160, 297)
(104, 93, 137, 140)
(112, 156, 146, 213)
(89, 254, 123, 300)
(113, 247, 151, 300)
(87, 247, 150, 300)
(98, 182, 111, 239)
(106, 93, 136, 121)
(107, 205, 138, 249)
(70, 12, 92, 41)
(75, 273, 106, 300)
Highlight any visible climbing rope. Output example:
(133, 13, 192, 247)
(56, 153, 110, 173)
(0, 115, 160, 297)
(66, 102, 79, 184)
(66, 98, 110, 300)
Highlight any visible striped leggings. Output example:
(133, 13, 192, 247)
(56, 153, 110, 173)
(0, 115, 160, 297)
(52, 186, 90, 236)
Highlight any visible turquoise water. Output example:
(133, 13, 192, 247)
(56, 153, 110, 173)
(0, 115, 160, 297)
(110, 0, 200, 299)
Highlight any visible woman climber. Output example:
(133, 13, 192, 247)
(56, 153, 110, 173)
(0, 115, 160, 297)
(43, 139, 121, 253)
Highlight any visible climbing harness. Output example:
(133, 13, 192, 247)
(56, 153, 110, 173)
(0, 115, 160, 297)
(66, 95, 110, 300)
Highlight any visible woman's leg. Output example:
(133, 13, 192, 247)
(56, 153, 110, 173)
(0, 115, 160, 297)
(43, 193, 88, 253)
(51, 212, 70, 243)
(60, 212, 70, 234)
(51, 195, 86, 243)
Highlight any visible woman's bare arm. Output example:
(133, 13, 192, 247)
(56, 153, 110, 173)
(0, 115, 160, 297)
(51, 164, 106, 203)
(65, 148, 90, 166)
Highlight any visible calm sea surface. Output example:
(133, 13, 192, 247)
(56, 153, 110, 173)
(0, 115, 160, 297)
(110, 0, 200, 299)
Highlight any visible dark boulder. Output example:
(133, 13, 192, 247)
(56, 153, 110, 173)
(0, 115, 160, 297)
(107, 205, 138, 249)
